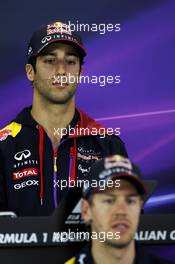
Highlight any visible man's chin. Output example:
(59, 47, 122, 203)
(50, 98, 71, 105)
(105, 238, 133, 249)
(47, 91, 75, 105)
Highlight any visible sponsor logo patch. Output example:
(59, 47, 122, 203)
(47, 22, 72, 35)
(78, 164, 91, 174)
(14, 149, 31, 161)
(104, 155, 132, 170)
(14, 180, 39, 190)
(77, 152, 99, 161)
(0, 129, 12, 141)
(13, 168, 38, 181)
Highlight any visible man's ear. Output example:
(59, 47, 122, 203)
(25, 64, 35, 81)
(81, 199, 92, 224)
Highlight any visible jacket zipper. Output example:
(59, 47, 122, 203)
(53, 148, 58, 208)
(69, 147, 74, 187)
(52, 140, 66, 208)
(52, 139, 73, 208)
(54, 151, 57, 173)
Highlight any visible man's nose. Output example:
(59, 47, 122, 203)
(112, 200, 127, 215)
(55, 60, 66, 75)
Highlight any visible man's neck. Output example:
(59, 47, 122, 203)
(31, 99, 75, 147)
(92, 240, 135, 264)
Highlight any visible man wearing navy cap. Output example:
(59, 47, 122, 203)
(65, 155, 173, 264)
(0, 22, 127, 216)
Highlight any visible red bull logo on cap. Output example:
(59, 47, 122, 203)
(47, 22, 72, 36)
(0, 129, 12, 141)
(104, 155, 132, 170)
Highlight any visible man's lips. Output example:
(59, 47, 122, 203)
(111, 221, 130, 233)
(52, 81, 69, 87)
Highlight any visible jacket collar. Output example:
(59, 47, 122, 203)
(14, 106, 106, 137)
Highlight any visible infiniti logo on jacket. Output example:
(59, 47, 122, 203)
(14, 149, 31, 161)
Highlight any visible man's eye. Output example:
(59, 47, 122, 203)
(66, 59, 76, 65)
(127, 198, 137, 204)
(102, 199, 114, 204)
(44, 58, 56, 64)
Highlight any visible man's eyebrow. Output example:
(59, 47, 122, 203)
(127, 194, 139, 197)
(40, 52, 56, 57)
(66, 52, 79, 57)
(100, 192, 139, 198)
(40, 51, 79, 57)
(101, 193, 116, 198)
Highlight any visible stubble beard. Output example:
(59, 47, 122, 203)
(92, 223, 134, 250)
(33, 78, 77, 104)
(105, 235, 134, 249)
